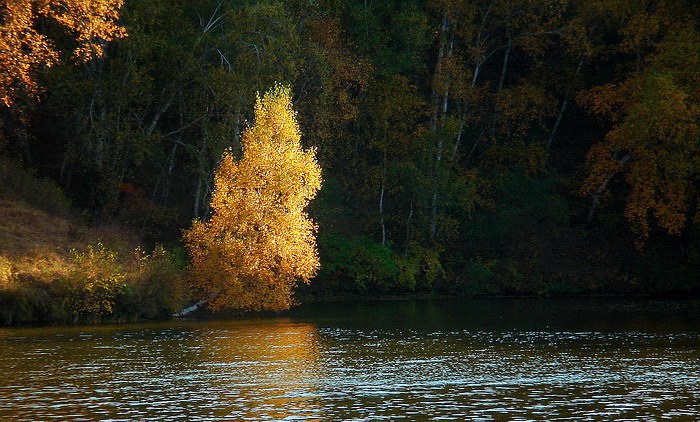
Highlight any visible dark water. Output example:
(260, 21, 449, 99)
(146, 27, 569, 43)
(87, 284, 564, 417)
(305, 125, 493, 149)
(1, 298, 699, 421)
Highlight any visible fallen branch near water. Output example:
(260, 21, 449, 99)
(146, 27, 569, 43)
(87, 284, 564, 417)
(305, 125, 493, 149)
(172, 290, 222, 317)
(172, 299, 208, 317)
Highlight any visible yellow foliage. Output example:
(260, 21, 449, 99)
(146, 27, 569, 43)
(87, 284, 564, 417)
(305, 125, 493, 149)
(0, 256, 14, 287)
(185, 85, 322, 312)
(0, 0, 126, 107)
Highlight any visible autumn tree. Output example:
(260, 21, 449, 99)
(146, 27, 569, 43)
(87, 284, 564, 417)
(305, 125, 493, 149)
(184, 85, 322, 311)
(581, 8, 700, 246)
(0, 0, 126, 107)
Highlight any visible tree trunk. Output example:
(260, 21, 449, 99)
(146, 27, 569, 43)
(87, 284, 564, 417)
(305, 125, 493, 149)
(173, 299, 208, 317)
(404, 201, 413, 257)
(430, 190, 439, 241)
(146, 91, 176, 136)
(161, 142, 178, 206)
(586, 152, 632, 225)
(497, 31, 512, 93)
(449, 118, 465, 167)
(547, 55, 585, 150)
(428, 14, 452, 242)
(193, 174, 203, 218)
(471, 61, 482, 89)
(193, 129, 209, 218)
(466, 129, 485, 162)
(233, 100, 242, 149)
(490, 33, 513, 139)
(379, 150, 387, 247)
(547, 96, 568, 150)
(430, 14, 449, 131)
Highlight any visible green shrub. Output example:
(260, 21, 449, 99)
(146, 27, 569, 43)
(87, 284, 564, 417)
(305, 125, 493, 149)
(396, 245, 445, 292)
(58, 243, 125, 322)
(0, 285, 30, 326)
(124, 245, 186, 319)
(454, 257, 498, 295)
(319, 234, 398, 292)
(0, 284, 69, 325)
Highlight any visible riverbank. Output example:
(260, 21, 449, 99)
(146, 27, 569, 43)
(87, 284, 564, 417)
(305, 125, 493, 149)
(1, 156, 697, 327)
(293, 289, 700, 303)
(0, 159, 186, 325)
(0, 199, 187, 325)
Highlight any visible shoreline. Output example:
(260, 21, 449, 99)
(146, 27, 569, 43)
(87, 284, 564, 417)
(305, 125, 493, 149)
(4, 291, 700, 328)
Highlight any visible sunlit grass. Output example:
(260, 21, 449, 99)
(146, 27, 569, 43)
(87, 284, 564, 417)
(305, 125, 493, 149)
(0, 160, 186, 325)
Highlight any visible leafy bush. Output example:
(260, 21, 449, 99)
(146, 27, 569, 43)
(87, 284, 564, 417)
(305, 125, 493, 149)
(122, 245, 186, 319)
(446, 255, 498, 295)
(319, 234, 398, 292)
(58, 243, 126, 322)
(396, 245, 445, 292)
(0, 285, 69, 325)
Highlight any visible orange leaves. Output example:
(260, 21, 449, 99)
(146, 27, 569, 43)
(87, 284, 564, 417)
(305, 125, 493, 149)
(620, 12, 662, 52)
(0, 0, 126, 107)
(579, 80, 632, 123)
(582, 53, 700, 245)
(580, 6, 700, 248)
(38, 0, 127, 60)
(1, 0, 57, 107)
(185, 85, 322, 312)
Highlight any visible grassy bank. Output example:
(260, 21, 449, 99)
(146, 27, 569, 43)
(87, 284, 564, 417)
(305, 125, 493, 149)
(0, 158, 186, 325)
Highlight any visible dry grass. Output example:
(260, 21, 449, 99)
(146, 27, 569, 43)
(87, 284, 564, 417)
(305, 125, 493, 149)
(0, 201, 132, 282)
(0, 201, 75, 285)
(0, 200, 186, 324)
(0, 158, 185, 325)
(0, 200, 82, 253)
(0, 156, 140, 287)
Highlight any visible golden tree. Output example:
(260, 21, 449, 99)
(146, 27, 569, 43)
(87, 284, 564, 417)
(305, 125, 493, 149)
(0, 0, 126, 107)
(185, 85, 322, 311)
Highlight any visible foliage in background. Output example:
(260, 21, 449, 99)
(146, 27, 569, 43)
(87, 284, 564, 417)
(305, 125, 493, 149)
(0, 0, 127, 107)
(0, 157, 71, 216)
(1, 0, 700, 322)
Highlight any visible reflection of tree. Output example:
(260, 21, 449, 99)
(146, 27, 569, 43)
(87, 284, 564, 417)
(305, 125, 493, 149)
(203, 320, 325, 421)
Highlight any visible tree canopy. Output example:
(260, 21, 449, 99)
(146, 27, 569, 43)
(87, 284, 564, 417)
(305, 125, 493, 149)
(0, 0, 126, 107)
(185, 85, 322, 311)
(2, 0, 700, 301)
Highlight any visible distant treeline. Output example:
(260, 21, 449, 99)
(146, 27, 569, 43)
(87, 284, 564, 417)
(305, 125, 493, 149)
(2, 0, 699, 298)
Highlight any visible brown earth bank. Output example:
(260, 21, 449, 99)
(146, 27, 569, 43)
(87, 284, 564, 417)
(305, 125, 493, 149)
(0, 199, 186, 326)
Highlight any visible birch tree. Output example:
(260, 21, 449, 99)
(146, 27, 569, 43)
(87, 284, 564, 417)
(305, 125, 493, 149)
(185, 85, 322, 311)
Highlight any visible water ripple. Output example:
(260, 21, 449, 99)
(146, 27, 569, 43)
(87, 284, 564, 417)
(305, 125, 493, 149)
(1, 299, 699, 421)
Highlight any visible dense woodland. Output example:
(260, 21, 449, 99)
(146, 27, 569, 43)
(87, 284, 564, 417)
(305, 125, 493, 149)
(1, 0, 699, 323)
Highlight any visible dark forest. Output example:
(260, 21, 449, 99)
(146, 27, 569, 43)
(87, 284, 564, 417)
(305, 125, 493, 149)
(1, 0, 699, 324)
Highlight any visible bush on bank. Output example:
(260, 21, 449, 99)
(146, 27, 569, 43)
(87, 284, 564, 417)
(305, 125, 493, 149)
(0, 158, 186, 326)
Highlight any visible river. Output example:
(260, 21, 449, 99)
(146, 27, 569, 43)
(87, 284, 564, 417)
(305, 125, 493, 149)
(0, 298, 699, 421)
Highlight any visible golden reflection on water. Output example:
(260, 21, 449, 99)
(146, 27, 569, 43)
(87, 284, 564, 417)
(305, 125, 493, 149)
(203, 319, 325, 421)
(2, 299, 700, 421)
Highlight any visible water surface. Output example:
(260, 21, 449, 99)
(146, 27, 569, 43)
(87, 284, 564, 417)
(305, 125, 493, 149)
(1, 298, 699, 421)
